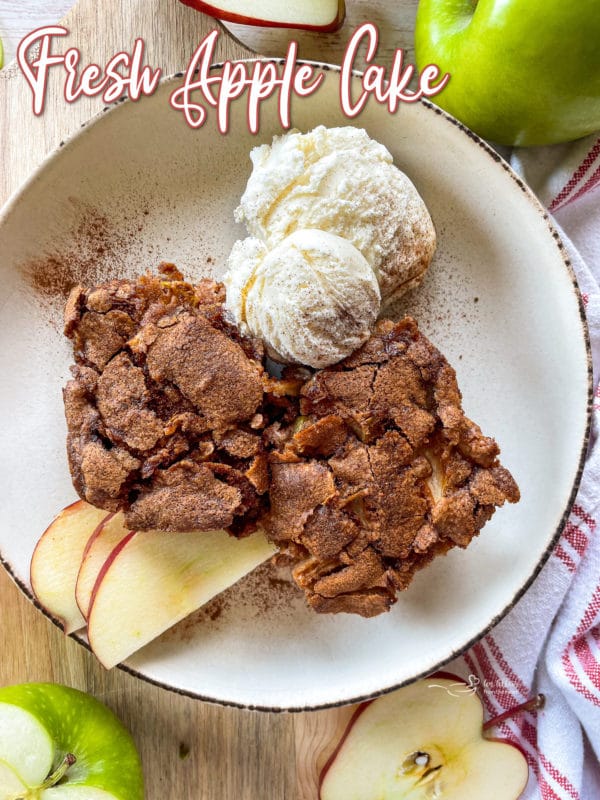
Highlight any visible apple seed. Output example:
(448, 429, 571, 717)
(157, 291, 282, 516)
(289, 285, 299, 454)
(401, 750, 430, 773)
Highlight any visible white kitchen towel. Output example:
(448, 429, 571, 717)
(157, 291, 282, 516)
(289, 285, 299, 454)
(445, 135, 600, 800)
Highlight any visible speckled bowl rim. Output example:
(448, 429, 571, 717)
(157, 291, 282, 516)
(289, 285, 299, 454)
(0, 60, 593, 712)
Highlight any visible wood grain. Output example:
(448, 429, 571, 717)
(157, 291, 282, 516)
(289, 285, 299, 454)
(0, 2, 361, 797)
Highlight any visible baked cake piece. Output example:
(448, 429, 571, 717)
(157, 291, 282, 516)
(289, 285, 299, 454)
(63, 264, 269, 535)
(263, 317, 520, 617)
(63, 267, 519, 616)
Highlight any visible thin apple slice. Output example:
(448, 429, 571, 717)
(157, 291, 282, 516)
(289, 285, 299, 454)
(31, 501, 111, 633)
(179, 0, 345, 31)
(319, 677, 529, 800)
(76, 513, 130, 620)
(87, 527, 277, 669)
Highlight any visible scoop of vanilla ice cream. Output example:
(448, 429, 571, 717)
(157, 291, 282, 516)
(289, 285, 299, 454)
(223, 229, 381, 369)
(235, 125, 436, 304)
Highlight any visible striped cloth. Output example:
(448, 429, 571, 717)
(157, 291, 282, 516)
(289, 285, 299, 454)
(446, 133, 600, 800)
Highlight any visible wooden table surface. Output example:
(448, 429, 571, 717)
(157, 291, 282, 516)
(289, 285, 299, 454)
(0, 1, 418, 797)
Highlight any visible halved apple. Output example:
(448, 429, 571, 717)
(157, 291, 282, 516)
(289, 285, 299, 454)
(178, 0, 345, 32)
(0, 683, 143, 800)
(87, 527, 277, 669)
(319, 676, 529, 800)
(75, 513, 131, 620)
(30, 501, 111, 634)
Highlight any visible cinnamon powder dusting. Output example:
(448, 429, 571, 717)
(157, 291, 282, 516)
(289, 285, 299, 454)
(24, 206, 128, 313)
(162, 561, 301, 644)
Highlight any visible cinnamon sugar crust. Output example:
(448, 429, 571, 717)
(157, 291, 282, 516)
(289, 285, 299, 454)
(263, 317, 520, 617)
(63, 265, 269, 535)
(63, 268, 519, 617)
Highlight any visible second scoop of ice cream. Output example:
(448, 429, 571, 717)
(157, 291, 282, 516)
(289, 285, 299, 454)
(224, 229, 381, 369)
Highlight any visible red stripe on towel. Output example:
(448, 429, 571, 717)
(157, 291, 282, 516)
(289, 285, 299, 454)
(549, 139, 600, 211)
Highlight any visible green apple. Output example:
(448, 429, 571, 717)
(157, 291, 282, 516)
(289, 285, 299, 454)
(0, 684, 143, 800)
(415, 0, 600, 146)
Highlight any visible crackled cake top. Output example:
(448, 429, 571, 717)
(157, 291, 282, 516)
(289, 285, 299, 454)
(62, 266, 519, 618)
(263, 317, 520, 617)
(63, 264, 269, 535)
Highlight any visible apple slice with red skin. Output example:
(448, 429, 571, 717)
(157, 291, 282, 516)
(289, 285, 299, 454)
(87, 526, 277, 669)
(319, 672, 538, 800)
(30, 501, 111, 634)
(178, 0, 345, 32)
(75, 513, 131, 620)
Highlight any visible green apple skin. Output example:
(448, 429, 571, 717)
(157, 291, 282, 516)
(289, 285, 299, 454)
(415, 0, 600, 146)
(0, 684, 143, 800)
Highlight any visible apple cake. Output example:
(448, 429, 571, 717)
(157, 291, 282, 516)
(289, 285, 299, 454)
(263, 317, 520, 617)
(63, 264, 270, 536)
(63, 268, 519, 617)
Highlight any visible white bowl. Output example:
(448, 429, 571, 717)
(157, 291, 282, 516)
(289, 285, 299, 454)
(0, 63, 591, 710)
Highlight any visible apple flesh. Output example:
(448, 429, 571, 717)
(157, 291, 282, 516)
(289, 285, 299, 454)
(40, 789, 119, 798)
(319, 676, 529, 800)
(0, 702, 54, 787)
(0, 683, 143, 800)
(87, 526, 277, 669)
(30, 501, 111, 634)
(415, 0, 600, 146)
(178, 0, 345, 32)
(31, 500, 278, 668)
(75, 513, 131, 620)
(0, 759, 28, 796)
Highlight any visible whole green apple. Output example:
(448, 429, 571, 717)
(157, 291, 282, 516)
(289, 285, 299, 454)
(415, 0, 600, 146)
(0, 683, 143, 799)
